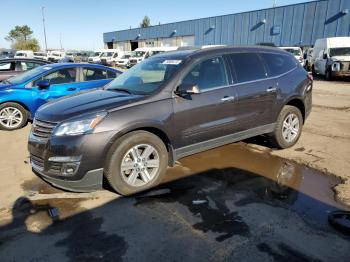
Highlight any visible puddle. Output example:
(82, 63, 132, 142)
(21, 178, 63, 195)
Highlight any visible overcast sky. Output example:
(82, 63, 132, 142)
(0, 0, 312, 50)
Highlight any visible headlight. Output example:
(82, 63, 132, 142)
(332, 62, 341, 71)
(53, 112, 107, 136)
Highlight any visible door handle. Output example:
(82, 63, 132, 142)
(221, 96, 235, 102)
(67, 87, 77, 91)
(266, 87, 277, 93)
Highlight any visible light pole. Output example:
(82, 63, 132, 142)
(41, 7, 48, 51)
(273, 0, 277, 8)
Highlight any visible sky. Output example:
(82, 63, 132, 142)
(0, 0, 312, 51)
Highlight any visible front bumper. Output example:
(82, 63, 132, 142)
(28, 129, 115, 192)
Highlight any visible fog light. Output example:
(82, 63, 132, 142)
(62, 162, 80, 176)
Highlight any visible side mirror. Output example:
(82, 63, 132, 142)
(175, 83, 201, 96)
(37, 80, 50, 90)
(323, 53, 328, 59)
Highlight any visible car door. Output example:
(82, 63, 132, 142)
(31, 67, 80, 109)
(173, 56, 236, 148)
(315, 49, 327, 74)
(78, 67, 117, 91)
(226, 52, 277, 131)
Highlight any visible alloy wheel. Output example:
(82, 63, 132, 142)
(282, 113, 300, 143)
(120, 144, 160, 187)
(0, 107, 23, 129)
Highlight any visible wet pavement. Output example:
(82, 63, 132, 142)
(1, 143, 349, 261)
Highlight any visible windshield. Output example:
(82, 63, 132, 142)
(34, 53, 46, 56)
(7, 66, 52, 85)
(16, 53, 26, 57)
(132, 51, 146, 58)
(329, 47, 350, 57)
(284, 48, 301, 56)
(106, 57, 182, 95)
(93, 52, 101, 57)
(102, 52, 114, 57)
(121, 55, 131, 59)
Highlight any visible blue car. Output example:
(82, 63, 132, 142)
(0, 63, 121, 130)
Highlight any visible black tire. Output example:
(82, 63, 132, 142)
(269, 105, 303, 149)
(0, 102, 28, 131)
(104, 131, 168, 195)
(311, 65, 316, 76)
(325, 67, 332, 81)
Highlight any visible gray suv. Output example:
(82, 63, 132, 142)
(28, 46, 313, 195)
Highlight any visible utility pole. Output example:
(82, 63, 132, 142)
(41, 7, 48, 51)
(273, 0, 277, 8)
(60, 33, 63, 50)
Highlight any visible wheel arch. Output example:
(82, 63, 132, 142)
(285, 98, 305, 123)
(105, 124, 176, 167)
(0, 100, 32, 119)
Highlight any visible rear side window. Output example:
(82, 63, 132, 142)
(83, 68, 107, 81)
(0, 62, 12, 71)
(260, 53, 297, 77)
(107, 70, 118, 79)
(229, 53, 266, 83)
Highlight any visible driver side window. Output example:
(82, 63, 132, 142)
(182, 57, 228, 91)
(34, 68, 77, 86)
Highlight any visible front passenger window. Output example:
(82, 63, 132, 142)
(182, 57, 228, 90)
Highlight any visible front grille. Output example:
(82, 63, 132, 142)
(31, 154, 44, 171)
(32, 119, 58, 139)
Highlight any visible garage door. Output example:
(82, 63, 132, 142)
(181, 36, 195, 46)
(161, 38, 174, 47)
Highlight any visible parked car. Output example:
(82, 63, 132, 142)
(115, 53, 132, 68)
(28, 46, 312, 195)
(48, 51, 66, 62)
(312, 37, 350, 80)
(0, 63, 121, 130)
(127, 47, 177, 67)
(280, 47, 304, 66)
(0, 58, 51, 82)
(33, 52, 48, 61)
(14, 50, 34, 59)
(0, 49, 16, 59)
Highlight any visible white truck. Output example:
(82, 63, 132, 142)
(113, 52, 132, 68)
(280, 47, 304, 66)
(14, 50, 34, 59)
(312, 37, 350, 80)
(127, 47, 177, 67)
(99, 49, 124, 66)
(33, 51, 48, 61)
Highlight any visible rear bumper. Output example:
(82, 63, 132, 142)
(33, 167, 103, 192)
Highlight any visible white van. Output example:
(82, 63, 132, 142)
(100, 49, 124, 66)
(127, 47, 177, 67)
(14, 50, 34, 59)
(48, 51, 66, 62)
(114, 52, 132, 68)
(280, 47, 304, 66)
(33, 51, 48, 61)
(312, 37, 350, 80)
(88, 49, 109, 64)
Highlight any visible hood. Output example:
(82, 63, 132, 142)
(35, 89, 144, 122)
(330, 56, 350, 62)
(0, 83, 12, 90)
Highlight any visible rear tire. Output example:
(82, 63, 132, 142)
(104, 131, 168, 195)
(0, 102, 28, 131)
(269, 105, 303, 149)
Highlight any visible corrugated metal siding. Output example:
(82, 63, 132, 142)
(104, 0, 350, 47)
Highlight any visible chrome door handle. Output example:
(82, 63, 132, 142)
(266, 87, 277, 93)
(221, 96, 235, 102)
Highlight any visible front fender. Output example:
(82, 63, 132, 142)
(0, 88, 35, 116)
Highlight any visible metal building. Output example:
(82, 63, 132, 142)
(103, 0, 350, 51)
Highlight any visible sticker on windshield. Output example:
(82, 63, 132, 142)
(162, 60, 182, 65)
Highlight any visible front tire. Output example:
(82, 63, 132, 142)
(269, 105, 303, 149)
(105, 131, 168, 195)
(0, 102, 28, 130)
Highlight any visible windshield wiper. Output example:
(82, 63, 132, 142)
(109, 88, 133, 95)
